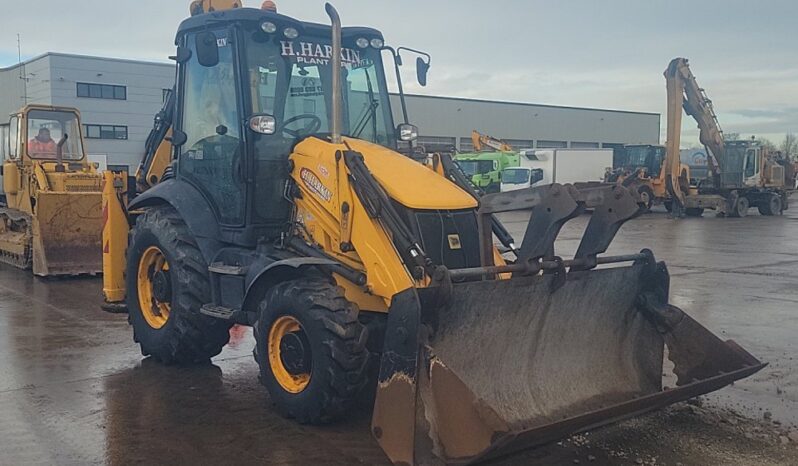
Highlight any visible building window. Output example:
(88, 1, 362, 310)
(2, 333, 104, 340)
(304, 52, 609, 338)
(84, 124, 128, 140)
(459, 137, 474, 152)
(504, 139, 535, 150)
(570, 141, 600, 149)
(537, 140, 568, 148)
(418, 135, 457, 153)
(77, 82, 127, 100)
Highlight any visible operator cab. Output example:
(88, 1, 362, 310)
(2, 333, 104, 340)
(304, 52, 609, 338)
(170, 6, 428, 243)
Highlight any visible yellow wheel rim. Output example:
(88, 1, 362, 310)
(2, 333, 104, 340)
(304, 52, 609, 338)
(137, 246, 171, 329)
(268, 315, 311, 393)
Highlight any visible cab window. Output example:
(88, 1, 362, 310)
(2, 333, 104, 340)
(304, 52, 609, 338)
(744, 149, 757, 178)
(8, 117, 18, 159)
(179, 29, 245, 225)
(25, 110, 84, 160)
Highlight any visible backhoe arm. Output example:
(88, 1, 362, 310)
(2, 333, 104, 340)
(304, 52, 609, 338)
(471, 129, 513, 152)
(134, 88, 175, 192)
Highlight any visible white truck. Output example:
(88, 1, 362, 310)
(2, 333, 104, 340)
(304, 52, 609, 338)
(500, 148, 613, 192)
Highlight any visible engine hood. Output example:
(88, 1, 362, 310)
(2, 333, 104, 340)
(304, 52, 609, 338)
(341, 138, 477, 210)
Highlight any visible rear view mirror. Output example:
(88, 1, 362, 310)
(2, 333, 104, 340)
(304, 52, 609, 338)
(396, 123, 418, 142)
(195, 31, 219, 67)
(249, 114, 276, 135)
(416, 57, 429, 86)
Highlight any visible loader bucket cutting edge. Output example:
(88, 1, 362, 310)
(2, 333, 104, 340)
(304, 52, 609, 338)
(32, 191, 103, 276)
(372, 263, 765, 465)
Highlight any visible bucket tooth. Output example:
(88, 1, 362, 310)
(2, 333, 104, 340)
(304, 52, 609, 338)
(572, 185, 644, 270)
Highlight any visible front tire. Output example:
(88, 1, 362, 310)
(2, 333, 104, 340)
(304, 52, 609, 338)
(126, 206, 231, 364)
(637, 185, 655, 211)
(729, 195, 749, 218)
(254, 278, 369, 424)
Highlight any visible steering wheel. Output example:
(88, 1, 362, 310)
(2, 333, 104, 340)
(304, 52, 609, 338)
(279, 114, 322, 138)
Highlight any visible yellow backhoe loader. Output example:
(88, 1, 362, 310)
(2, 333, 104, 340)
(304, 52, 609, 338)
(0, 105, 103, 276)
(102, 3, 764, 464)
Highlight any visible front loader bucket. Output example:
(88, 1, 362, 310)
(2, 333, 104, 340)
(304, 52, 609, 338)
(32, 191, 103, 276)
(373, 259, 764, 465)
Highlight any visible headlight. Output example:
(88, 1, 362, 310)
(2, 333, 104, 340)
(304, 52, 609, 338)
(283, 27, 299, 39)
(370, 38, 384, 49)
(261, 21, 277, 33)
(355, 37, 369, 49)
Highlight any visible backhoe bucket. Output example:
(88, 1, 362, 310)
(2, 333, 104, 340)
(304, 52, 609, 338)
(32, 191, 103, 276)
(373, 259, 764, 466)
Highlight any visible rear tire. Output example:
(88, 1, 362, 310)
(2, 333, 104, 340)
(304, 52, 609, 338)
(254, 278, 369, 424)
(685, 207, 704, 217)
(126, 206, 232, 364)
(757, 194, 781, 216)
(729, 196, 749, 218)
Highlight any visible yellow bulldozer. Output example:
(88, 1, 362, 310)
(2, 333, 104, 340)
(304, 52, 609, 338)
(0, 104, 103, 276)
(102, 2, 765, 464)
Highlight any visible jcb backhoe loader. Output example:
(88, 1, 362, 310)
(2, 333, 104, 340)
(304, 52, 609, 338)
(0, 105, 103, 276)
(605, 144, 691, 211)
(102, 3, 764, 464)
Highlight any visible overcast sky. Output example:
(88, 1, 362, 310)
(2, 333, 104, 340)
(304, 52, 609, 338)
(1, 0, 796, 145)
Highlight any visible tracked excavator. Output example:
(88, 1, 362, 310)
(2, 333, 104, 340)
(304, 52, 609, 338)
(0, 105, 103, 275)
(102, 3, 764, 464)
(664, 57, 790, 217)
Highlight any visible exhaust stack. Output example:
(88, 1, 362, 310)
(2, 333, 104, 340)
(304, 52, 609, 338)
(325, 3, 342, 144)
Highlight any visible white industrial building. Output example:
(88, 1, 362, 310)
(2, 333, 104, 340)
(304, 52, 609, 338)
(0, 52, 660, 171)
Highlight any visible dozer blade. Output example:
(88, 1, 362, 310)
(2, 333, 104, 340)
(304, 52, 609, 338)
(31, 191, 103, 276)
(373, 262, 764, 465)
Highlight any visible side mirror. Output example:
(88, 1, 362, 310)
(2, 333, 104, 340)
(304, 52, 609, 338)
(249, 114, 276, 135)
(396, 123, 418, 142)
(416, 57, 429, 87)
(195, 31, 219, 67)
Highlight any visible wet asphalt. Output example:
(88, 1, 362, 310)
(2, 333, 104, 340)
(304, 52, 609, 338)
(0, 205, 796, 465)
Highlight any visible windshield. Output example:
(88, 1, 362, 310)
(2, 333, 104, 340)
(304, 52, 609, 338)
(245, 31, 394, 147)
(26, 109, 84, 160)
(457, 159, 495, 176)
(622, 146, 662, 176)
(502, 168, 530, 184)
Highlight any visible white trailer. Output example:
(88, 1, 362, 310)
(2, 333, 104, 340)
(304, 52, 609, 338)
(501, 148, 613, 192)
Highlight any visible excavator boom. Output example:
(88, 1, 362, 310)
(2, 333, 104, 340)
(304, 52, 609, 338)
(471, 129, 513, 152)
(664, 58, 725, 206)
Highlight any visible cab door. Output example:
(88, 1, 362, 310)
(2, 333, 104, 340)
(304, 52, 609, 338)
(176, 28, 246, 227)
(742, 147, 761, 187)
(0, 123, 8, 197)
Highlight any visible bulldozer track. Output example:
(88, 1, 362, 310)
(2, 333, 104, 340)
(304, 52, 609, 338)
(0, 208, 33, 270)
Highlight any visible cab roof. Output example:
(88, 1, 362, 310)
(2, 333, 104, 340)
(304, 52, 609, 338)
(176, 7, 384, 43)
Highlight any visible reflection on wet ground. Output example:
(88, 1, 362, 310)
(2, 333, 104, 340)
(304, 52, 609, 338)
(0, 206, 796, 464)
